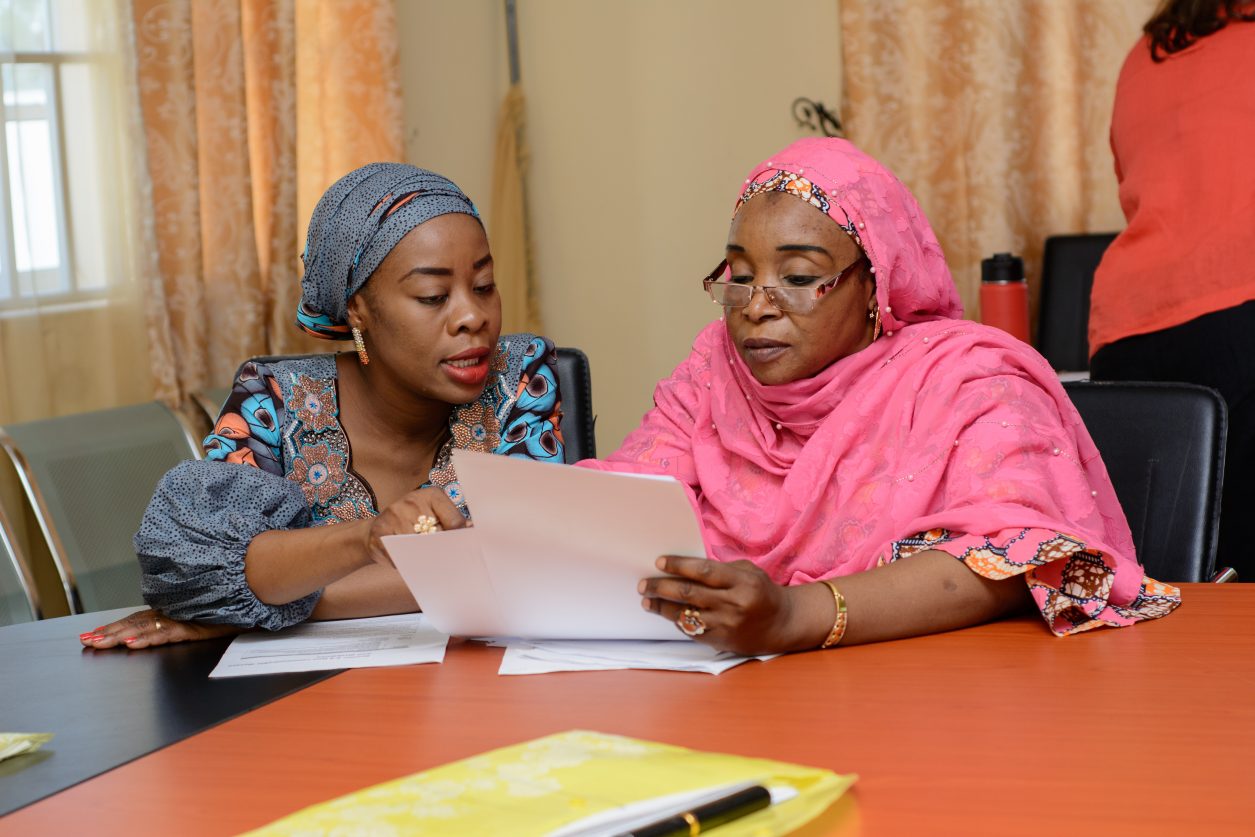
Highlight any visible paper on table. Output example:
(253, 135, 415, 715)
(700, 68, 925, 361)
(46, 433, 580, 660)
(385, 450, 708, 641)
(496, 639, 776, 676)
(0, 732, 53, 762)
(208, 613, 448, 679)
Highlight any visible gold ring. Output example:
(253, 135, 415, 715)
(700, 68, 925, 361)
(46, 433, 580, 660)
(677, 608, 707, 637)
(154, 618, 163, 631)
(413, 514, 441, 535)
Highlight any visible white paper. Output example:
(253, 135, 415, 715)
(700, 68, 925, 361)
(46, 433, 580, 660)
(208, 613, 448, 678)
(547, 781, 798, 837)
(496, 639, 776, 676)
(385, 451, 708, 641)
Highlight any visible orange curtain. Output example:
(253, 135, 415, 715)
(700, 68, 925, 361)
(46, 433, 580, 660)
(489, 84, 542, 334)
(131, 0, 403, 403)
(839, 0, 1156, 328)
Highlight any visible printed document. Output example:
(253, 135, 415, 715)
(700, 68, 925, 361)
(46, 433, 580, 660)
(385, 451, 707, 641)
(209, 613, 448, 678)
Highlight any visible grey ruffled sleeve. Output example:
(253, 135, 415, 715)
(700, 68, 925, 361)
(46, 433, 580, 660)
(135, 460, 320, 630)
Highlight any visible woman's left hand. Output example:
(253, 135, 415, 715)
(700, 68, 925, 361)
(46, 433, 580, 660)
(638, 556, 828, 656)
(78, 609, 240, 649)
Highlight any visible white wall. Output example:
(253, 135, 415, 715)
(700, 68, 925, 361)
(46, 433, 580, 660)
(397, 0, 843, 452)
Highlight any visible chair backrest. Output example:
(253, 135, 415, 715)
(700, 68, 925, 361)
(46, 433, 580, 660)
(554, 346, 596, 463)
(1063, 381, 1225, 583)
(0, 504, 39, 625)
(1037, 233, 1117, 371)
(0, 402, 203, 613)
(198, 348, 597, 463)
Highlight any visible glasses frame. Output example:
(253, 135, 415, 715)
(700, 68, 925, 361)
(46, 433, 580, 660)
(702, 254, 869, 314)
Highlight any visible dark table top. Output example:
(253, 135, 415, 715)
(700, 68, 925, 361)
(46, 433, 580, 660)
(0, 608, 339, 816)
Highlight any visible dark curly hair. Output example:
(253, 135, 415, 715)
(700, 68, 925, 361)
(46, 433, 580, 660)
(1145, 0, 1255, 60)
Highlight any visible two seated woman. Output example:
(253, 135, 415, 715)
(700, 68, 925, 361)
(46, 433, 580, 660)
(82, 140, 1179, 653)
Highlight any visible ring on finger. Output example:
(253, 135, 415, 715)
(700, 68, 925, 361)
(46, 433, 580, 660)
(154, 617, 163, 631)
(677, 607, 707, 637)
(413, 515, 441, 535)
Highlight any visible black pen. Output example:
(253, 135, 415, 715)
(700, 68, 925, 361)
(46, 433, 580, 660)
(618, 784, 772, 837)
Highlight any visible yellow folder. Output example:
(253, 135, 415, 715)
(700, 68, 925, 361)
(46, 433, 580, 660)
(246, 730, 855, 836)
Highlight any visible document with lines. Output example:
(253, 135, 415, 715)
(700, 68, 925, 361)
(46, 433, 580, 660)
(384, 450, 707, 641)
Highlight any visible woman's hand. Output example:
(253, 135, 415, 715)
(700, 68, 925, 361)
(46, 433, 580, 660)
(638, 556, 833, 656)
(366, 486, 466, 567)
(77, 609, 240, 650)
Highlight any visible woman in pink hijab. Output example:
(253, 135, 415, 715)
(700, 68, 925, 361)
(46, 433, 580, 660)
(588, 137, 1179, 656)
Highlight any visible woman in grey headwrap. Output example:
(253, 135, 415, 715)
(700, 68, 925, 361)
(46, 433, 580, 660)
(81, 164, 565, 648)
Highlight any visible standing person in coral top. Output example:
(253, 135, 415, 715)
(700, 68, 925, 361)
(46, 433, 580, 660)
(1089, 0, 1255, 581)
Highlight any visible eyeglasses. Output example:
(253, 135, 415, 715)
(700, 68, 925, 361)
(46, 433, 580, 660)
(702, 255, 868, 314)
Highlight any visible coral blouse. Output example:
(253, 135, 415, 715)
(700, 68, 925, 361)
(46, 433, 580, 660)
(1089, 22, 1255, 355)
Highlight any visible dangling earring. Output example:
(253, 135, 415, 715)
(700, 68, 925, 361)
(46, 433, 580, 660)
(352, 326, 370, 365)
(869, 304, 883, 341)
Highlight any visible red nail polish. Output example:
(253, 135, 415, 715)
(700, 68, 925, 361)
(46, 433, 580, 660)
(123, 636, 138, 643)
(92, 626, 107, 632)
(79, 632, 93, 640)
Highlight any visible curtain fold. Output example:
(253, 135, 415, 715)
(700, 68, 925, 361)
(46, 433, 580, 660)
(839, 0, 1156, 327)
(133, 0, 403, 403)
(490, 83, 542, 334)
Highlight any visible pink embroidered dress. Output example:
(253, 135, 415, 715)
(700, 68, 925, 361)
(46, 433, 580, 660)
(585, 138, 1179, 636)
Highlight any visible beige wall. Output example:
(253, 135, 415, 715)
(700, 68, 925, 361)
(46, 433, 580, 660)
(397, 0, 842, 453)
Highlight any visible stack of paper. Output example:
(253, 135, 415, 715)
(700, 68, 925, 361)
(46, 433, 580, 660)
(209, 613, 449, 678)
(245, 730, 855, 836)
(384, 451, 709, 641)
(494, 639, 775, 675)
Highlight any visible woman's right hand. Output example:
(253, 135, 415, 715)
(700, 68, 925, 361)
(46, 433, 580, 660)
(78, 609, 240, 649)
(366, 486, 466, 567)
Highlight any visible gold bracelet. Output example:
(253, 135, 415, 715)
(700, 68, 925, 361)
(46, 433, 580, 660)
(820, 579, 847, 649)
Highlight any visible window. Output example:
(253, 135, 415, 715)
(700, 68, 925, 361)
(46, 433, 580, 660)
(1, 0, 114, 308)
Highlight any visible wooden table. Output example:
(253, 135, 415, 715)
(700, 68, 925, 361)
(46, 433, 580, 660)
(3, 584, 1252, 835)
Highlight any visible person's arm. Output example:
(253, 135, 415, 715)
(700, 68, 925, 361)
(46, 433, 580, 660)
(639, 550, 1032, 657)
(246, 484, 467, 604)
(243, 520, 373, 605)
(310, 563, 419, 620)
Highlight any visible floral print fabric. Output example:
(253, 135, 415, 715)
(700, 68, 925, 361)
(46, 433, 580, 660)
(205, 335, 564, 525)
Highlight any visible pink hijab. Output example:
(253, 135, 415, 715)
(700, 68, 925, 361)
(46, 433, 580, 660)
(587, 138, 1178, 635)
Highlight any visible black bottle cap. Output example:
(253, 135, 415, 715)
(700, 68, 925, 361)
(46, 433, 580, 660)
(981, 252, 1024, 283)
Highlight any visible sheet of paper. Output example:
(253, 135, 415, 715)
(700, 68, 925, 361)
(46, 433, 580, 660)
(496, 639, 776, 675)
(384, 451, 708, 640)
(208, 613, 448, 679)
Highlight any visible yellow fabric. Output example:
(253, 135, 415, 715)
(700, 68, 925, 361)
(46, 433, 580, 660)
(246, 730, 854, 836)
(839, 0, 1156, 329)
(132, 0, 404, 403)
(490, 84, 542, 334)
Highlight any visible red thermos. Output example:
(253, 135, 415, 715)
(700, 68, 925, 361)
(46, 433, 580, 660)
(980, 253, 1030, 343)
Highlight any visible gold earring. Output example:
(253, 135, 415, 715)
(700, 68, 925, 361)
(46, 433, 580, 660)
(352, 326, 370, 365)
(870, 304, 882, 340)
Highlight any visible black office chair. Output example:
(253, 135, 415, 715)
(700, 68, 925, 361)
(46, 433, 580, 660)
(1063, 381, 1229, 583)
(192, 346, 596, 464)
(1037, 233, 1118, 372)
(553, 346, 595, 462)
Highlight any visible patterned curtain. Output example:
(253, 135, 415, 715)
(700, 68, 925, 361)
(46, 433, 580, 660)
(132, 0, 403, 403)
(839, 0, 1156, 327)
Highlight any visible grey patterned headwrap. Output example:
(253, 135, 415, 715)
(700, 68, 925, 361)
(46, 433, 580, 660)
(297, 162, 480, 339)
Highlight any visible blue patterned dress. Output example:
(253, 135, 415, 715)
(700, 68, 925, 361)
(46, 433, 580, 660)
(135, 334, 563, 630)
